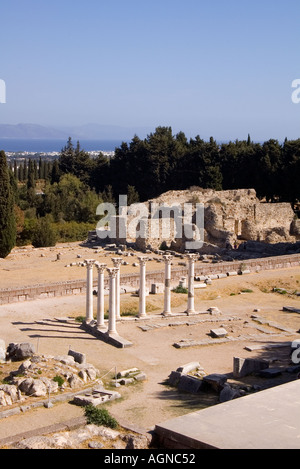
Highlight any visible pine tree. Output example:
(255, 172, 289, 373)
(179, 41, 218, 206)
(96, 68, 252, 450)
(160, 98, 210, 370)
(0, 151, 17, 258)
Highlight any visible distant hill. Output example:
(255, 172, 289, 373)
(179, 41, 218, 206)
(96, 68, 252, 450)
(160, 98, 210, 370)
(0, 123, 152, 140)
(0, 124, 67, 139)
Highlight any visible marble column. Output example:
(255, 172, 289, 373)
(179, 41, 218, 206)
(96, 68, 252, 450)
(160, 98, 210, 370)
(163, 255, 173, 316)
(111, 258, 123, 320)
(95, 263, 107, 329)
(138, 257, 148, 318)
(107, 268, 119, 335)
(85, 259, 96, 324)
(186, 254, 198, 315)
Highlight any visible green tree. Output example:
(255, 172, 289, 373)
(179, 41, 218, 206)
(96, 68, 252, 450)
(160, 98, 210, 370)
(32, 216, 57, 248)
(51, 159, 61, 184)
(58, 137, 76, 174)
(0, 150, 17, 257)
(127, 185, 140, 205)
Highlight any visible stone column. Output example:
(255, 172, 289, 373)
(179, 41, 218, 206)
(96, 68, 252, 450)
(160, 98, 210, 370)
(96, 263, 107, 329)
(163, 255, 173, 316)
(107, 268, 119, 336)
(85, 259, 96, 324)
(186, 254, 198, 315)
(138, 257, 148, 318)
(111, 258, 123, 320)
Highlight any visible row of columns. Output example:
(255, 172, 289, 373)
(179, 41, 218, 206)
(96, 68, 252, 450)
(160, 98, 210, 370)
(84, 253, 199, 334)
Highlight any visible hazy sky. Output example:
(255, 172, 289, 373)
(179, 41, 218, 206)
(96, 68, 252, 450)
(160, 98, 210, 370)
(1, 0, 300, 141)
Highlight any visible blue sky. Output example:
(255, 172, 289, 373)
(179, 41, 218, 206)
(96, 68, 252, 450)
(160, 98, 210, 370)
(0, 0, 300, 141)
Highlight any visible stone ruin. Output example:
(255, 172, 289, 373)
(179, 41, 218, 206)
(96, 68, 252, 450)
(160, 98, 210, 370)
(0, 342, 120, 411)
(90, 188, 299, 254)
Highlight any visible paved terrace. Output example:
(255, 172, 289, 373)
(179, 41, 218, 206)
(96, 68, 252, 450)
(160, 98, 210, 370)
(155, 379, 300, 449)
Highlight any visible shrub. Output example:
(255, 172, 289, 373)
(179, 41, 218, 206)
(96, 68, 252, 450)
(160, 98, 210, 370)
(53, 375, 65, 387)
(172, 285, 188, 294)
(32, 216, 57, 248)
(84, 405, 118, 429)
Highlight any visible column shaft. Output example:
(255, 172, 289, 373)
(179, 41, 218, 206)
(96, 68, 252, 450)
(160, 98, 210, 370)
(85, 260, 95, 323)
(96, 264, 106, 328)
(138, 257, 147, 318)
(112, 258, 122, 320)
(186, 255, 196, 315)
(107, 268, 118, 335)
(163, 255, 173, 316)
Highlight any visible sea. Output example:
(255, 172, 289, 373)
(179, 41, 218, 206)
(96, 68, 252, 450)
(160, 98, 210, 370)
(0, 139, 126, 154)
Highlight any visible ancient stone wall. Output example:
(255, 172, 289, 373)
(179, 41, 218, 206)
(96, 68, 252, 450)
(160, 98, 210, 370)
(106, 188, 296, 252)
(1, 253, 300, 306)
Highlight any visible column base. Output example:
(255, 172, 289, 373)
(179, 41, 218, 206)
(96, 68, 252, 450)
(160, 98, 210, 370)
(185, 309, 196, 316)
(162, 311, 173, 317)
(85, 319, 96, 326)
(106, 330, 119, 337)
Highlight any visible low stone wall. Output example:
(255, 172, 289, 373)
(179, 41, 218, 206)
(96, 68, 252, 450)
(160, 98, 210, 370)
(0, 253, 300, 306)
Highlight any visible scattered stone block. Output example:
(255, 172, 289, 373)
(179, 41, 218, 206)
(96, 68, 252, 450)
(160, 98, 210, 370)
(177, 375, 203, 393)
(168, 371, 182, 387)
(134, 373, 147, 382)
(117, 368, 139, 378)
(151, 283, 164, 294)
(240, 269, 251, 275)
(119, 378, 135, 385)
(208, 274, 218, 280)
(210, 328, 228, 338)
(283, 306, 300, 314)
(176, 362, 202, 374)
(227, 271, 238, 276)
(258, 368, 282, 378)
(233, 357, 269, 378)
(6, 343, 35, 361)
(68, 349, 86, 365)
(219, 384, 240, 403)
(203, 374, 227, 392)
(286, 365, 300, 374)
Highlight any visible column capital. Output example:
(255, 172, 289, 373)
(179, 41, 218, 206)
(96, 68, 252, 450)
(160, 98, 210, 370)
(85, 259, 96, 267)
(95, 262, 107, 273)
(111, 257, 123, 268)
(163, 255, 173, 264)
(106, 267, 119, 278)
(186, 253, 198, 262)
(138, 256, 148, 266)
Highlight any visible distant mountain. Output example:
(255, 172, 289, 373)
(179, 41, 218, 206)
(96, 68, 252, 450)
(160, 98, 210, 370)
(0, 124, 67, 139)
(0, 123, 152, 140)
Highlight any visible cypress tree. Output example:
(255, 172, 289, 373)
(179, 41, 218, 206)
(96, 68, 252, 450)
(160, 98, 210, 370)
(0, 150, 17, 258)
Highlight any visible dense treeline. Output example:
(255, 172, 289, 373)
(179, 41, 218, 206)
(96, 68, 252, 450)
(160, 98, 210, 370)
(10, 129, 300, 207)
(1, 126, 300, 256)
(49, 129, 300, 206)
(108, 128, 300, 206)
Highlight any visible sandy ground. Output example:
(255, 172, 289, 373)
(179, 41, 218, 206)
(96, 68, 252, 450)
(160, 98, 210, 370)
(0, 243, 300, 442)
(0, 242, 174, 289)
